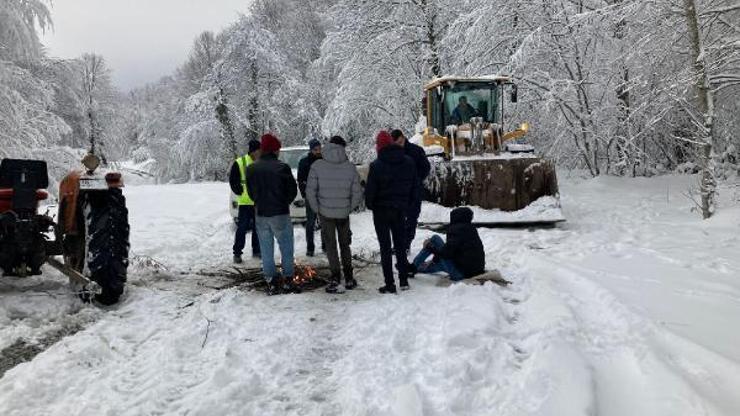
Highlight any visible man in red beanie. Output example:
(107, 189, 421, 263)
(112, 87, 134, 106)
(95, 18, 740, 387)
(246, 133, 298, 295)
(364, 130, 418, 293)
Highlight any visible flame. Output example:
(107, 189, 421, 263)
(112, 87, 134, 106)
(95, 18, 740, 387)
(293, 263, 318, 286)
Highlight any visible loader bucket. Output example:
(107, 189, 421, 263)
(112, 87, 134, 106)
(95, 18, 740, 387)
(424, 156, 563, 225)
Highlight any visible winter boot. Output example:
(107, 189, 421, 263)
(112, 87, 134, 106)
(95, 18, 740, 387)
(281, 276, 295, 294)
(344, 268, 357, 290)
(399, 276, 410, 291)
(326, 273, 342, 293)
(407, 263, 417, 279)
(233, 255, 243, 264)
(378, 284, 397, 294)
(266, 278, 281, 296)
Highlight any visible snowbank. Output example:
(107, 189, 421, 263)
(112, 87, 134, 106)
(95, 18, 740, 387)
(418, 196, 565, 224)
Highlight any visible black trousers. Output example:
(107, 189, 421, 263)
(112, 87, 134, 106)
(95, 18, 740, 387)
(403, 199, 422, 254)
(233, 205, 260, 256)
(372, 207, 407, 287)
(320, 215, 353, 281)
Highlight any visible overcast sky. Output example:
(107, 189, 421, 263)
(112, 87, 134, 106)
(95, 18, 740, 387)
(42, 0, 250, 91)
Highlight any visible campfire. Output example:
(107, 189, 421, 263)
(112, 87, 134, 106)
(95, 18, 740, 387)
(185, 261, 337, 293)
(293, 263, 319, 286)
(291, 263, 326, 291)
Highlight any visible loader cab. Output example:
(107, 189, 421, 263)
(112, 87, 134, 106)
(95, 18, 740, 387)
(426, 77, 510, 134)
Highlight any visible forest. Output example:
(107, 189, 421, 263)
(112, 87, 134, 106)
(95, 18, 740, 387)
(2, 0, 739, 217)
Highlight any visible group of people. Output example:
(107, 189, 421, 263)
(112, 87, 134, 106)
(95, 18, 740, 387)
(229, 130, 485, 295)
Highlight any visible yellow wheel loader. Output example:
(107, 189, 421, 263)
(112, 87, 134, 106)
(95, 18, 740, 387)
(413, 76, 563, 226)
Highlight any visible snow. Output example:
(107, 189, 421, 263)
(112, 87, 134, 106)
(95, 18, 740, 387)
(1, 173, 740, 415)
(418, 196, 565, 224)
(444, 152, 540, 161)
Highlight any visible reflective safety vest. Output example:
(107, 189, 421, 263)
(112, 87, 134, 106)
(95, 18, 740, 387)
(235, 154, 255, 206)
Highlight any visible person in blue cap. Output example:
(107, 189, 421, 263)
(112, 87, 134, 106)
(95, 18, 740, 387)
(297, 138, 323, 256)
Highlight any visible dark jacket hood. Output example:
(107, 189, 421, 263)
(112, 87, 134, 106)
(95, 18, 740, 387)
(378, 144, 406, 164)
(450, 207, 474, 224)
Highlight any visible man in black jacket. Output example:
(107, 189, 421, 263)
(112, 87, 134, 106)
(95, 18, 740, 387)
(297, 138, 322, 256)
(390, 129, 431, 261)
(228, 139, 261, 263)
(246, 133, 299, 295)
(365, 131, 418, 293)
(409, 207, 485, 281)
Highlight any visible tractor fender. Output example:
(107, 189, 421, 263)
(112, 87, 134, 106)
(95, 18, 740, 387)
(58, 170, 83, 235)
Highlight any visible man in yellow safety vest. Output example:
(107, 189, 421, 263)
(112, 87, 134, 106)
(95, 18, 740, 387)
(229, 139, 262, 263)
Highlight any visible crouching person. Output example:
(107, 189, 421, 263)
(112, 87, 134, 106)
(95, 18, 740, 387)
(246, 133, 298, 295)
(306, 136, 363, 293)
(410, 207, 485, 281)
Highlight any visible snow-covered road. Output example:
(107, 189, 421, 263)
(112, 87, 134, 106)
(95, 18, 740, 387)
(1, 174, 739, 415)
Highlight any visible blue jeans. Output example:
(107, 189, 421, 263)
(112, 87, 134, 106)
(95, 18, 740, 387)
(255, 215, 294, 282)
(233, 205, 260, 256)
(412, 235, 464, 281)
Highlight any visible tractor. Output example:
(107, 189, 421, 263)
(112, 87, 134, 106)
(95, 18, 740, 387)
(0, 154, 130, 305)
(413, 76, 562, 223)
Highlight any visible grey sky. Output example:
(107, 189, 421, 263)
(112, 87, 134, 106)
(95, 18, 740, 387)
(42, 0, 250, 91)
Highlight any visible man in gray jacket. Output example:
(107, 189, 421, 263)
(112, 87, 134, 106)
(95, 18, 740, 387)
(306, 135, 363, 293)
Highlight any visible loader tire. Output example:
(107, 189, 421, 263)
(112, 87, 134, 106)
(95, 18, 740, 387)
(86, 188, 130, 305)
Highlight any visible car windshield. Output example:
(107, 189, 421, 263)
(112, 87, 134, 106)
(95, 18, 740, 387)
(279, 149, 307, 169)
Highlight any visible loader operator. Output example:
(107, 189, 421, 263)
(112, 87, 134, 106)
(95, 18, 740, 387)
(229, 139, 262, 263)
(451, 96, 479, 125)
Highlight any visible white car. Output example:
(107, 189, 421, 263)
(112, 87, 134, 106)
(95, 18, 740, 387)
(230, 146, 369, 225)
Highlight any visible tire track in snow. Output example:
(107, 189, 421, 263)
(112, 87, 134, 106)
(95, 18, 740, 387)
(522, 255, 740, 415)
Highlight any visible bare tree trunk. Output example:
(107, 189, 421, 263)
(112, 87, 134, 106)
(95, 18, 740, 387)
(247, 59, 260, 142)
(215, 72, 237, 160)
(683, 0, 716, 219)
(421, 0, 441, 77)
(82, 54, 105, 155)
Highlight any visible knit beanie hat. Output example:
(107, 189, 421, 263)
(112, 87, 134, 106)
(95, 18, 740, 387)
(375, 131, 394, 153)
(390, 129, 404, 141)
(308, 138, 321, 150)
(260, 133, 281, 153)
(247, 139, 261, 154)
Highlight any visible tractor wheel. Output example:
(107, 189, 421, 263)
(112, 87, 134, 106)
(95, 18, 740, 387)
(85, 188, 130, 305)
